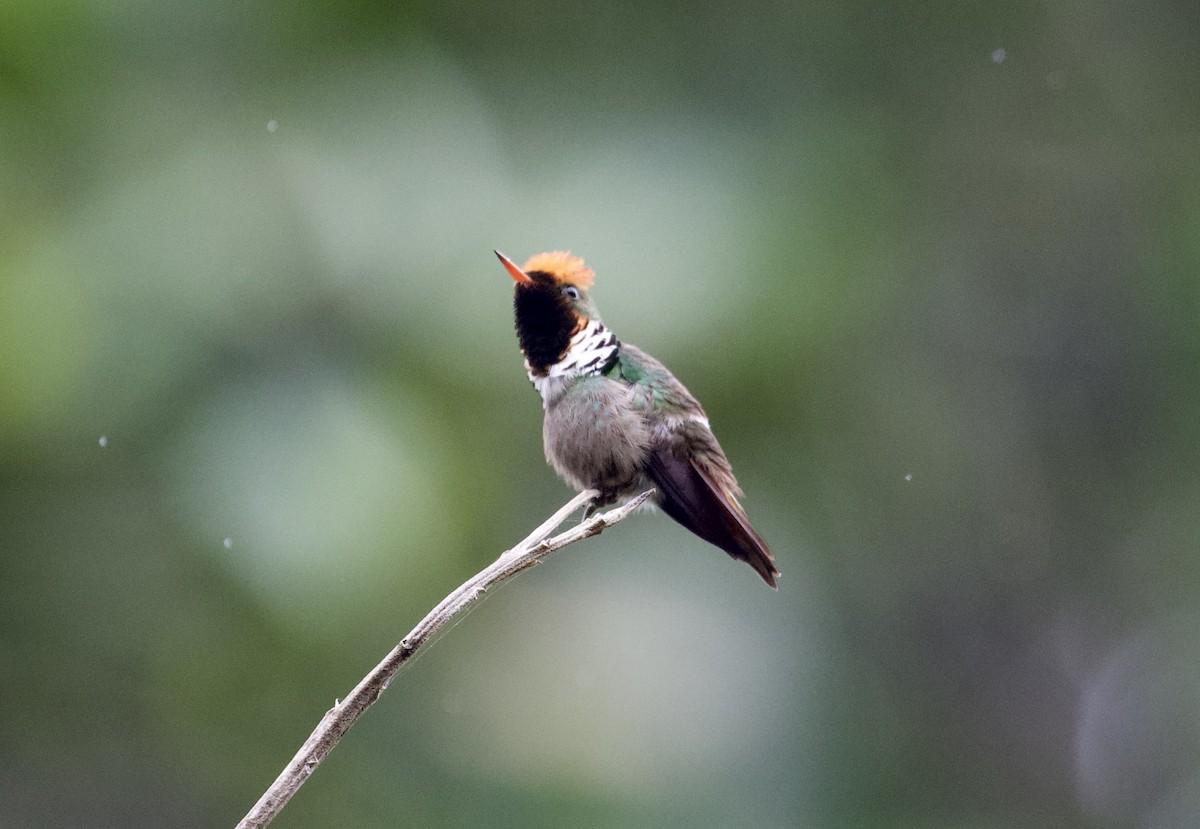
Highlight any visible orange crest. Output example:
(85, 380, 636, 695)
(522, 251, 595, 290)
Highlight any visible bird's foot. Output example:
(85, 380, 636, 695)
(582, 491, 618, 522)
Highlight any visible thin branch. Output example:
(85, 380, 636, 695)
(235, 488, 655, 829)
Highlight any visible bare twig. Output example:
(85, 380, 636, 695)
(235, 488, 655, 829)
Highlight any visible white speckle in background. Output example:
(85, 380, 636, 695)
(223, 537, 233, 549)
(98, 435, 108, 447)
(267, 119, 278, 133)
(904, 473, 913, 482)
(992, 48, 1007, 64)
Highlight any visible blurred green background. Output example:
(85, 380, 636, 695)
(3, 1, 1200, 827)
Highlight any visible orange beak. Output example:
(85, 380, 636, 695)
(495, 250, 531, 283)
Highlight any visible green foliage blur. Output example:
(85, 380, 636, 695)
(3, 1, 1200, 826)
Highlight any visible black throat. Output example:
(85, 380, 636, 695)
(513, 271, 577, 376)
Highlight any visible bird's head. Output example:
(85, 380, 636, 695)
(497, 250, 603, 375)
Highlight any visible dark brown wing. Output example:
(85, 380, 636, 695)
(646, 447, 779, 588)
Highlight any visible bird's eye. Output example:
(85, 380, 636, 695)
(562, 285, 580, 300)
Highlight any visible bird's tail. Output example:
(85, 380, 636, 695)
(646, 449, 780, 588)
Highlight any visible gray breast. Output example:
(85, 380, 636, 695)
(542, 375, 651, 496)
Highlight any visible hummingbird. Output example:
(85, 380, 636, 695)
(497, 249, 779, 588)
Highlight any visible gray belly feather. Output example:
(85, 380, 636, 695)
(542, 376, 651, 496)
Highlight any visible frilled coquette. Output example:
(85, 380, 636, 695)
(498, 249, 779, 588)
